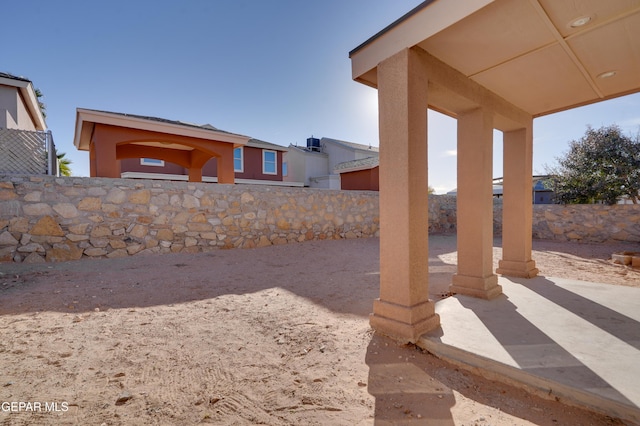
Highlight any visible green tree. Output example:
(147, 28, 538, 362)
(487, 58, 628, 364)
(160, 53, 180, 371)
(35, 88, 46, 118)
(546, 125, 640, 205)
(56, 152, 72, 177)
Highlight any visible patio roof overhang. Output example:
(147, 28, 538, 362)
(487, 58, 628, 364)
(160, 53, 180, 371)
(350, 0, 640, 124)
(73, 109, 250, 152)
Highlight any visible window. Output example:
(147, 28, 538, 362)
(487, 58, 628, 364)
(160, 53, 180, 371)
(263, 150, 277, 175)
(234, 147, 244, 172)
(140, 158, 164, 167)
(282, 161, 288, 177)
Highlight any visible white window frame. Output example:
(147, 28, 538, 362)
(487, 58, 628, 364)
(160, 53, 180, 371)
(262, 149, 277, 175)
(140, 158, 165, 167)
(234, 147, 244, 173)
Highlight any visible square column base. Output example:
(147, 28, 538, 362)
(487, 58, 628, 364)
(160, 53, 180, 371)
(496, 260, 539, 278)
(370, 299, 440, 344)
(450, 274, 502, 299)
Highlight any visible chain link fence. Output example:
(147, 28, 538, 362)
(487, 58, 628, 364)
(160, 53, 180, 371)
(0, 128, 58, 176)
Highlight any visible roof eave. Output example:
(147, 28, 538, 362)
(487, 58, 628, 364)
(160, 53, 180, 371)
(349, 0, 495, 88)
(74, 108, 251, 151)
(0, 75, 47, 130)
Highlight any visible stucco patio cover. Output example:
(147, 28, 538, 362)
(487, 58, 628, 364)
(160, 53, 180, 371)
(73, 109, 250, 183)
(349, 0, 640, 342)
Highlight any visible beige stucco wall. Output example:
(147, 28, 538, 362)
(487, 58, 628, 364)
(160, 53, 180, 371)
(1, 175, 638, 263)
(0, 86, 18, 129)
(0, 86, 38, 131)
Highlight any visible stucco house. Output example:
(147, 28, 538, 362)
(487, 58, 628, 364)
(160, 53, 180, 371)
(0, 72, 56, 175)
(284, 137, 378, 189)
(334, 157, 379, 191)
(74, 109, 295, 186)
(120, 137, 291, 186)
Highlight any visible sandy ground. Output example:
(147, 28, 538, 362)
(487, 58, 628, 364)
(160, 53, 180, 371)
(0, 235, 638, 425)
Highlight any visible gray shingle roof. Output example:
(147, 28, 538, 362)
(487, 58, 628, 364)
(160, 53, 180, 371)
(321, 137, 379, 153)
(334, 156, 379, 172)
(0, 72, 31, 83)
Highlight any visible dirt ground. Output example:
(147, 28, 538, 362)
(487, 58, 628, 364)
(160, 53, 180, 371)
(0, 235, 638, 425)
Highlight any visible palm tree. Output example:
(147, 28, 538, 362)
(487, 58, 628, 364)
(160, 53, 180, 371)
(35, 88, 46, 118)
(56, 152, 72, 176)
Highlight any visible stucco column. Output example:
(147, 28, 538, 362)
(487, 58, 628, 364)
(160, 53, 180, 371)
(371, 48, 439, 343)
(217, 145, 235, 184)
(496, 126, 539, 278)
(450, 107, 502, 299)
(91, 134, 120, 178)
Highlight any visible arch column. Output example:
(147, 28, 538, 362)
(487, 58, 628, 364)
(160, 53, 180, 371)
(371, 48, 439, 343)
(450, 107, 502, 299)
(497, 125, 539, 277)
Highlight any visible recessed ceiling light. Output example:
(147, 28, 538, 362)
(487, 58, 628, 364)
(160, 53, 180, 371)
(597, 71, 617, 79)
(569, 16, 592, 28)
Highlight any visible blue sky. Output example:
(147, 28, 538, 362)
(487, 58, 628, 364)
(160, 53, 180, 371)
(4, 0, 640, 193)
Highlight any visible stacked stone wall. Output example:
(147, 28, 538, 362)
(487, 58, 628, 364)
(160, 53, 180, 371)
(532, 204, 640, 243)
(0, 176, 379, 263)
(1, 175, 638, 263)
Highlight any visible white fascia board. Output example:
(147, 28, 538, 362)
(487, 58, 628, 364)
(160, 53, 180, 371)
(350, 0, 494, 85)
(21, 84, 47, 131)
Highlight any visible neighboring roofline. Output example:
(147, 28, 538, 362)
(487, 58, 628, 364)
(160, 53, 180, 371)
(0, 72, 47, 131)
(287, 144, 329, 157)
(247, 138, 288, 152)
(73, 108, 251, 151)
(334, 157, 379, 174)
(320, 137, 379, 153)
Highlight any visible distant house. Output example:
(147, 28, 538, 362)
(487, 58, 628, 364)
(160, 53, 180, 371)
(121, 137, 292, 186)
(74, 109, 297, 186)
(334, 157, 379, 191)
(0, 72, 56, 175)
(284, 137, 378, 189)
(447, 176, 555, 204)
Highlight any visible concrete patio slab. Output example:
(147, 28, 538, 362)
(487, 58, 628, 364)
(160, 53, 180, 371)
(419, 276, 640, 425)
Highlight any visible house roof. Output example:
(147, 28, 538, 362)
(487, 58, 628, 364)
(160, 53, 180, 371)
(247, 138, 288, 152)
(0, 72, 47, 130)
(334, 156, 379, 174)
(287, 144, 329, 157)
(350, 0, 640, 121)
(321, 137, 379, 153)
(74, 109, 251, 151)
(0, 72, 32, 83)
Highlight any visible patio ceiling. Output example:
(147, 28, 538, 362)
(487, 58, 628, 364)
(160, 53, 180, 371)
(350, 0, 640, 119)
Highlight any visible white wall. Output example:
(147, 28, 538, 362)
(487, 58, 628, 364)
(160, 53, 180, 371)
(284, 147, 329, 186)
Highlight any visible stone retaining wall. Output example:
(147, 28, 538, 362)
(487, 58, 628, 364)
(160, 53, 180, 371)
(532, 204, 640, 243)
(0, 175, 379, 263)
(1, 175, 638, 263)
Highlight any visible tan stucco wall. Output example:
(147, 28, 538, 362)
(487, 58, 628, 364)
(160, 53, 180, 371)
(0, 86, 38, 131)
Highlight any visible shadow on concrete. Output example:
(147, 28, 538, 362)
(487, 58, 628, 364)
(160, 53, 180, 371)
(365, 333, 613, 425)
(509, 276, 640, 350)
(456, 292, 634, 406)
(421, 275, 640, 424)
